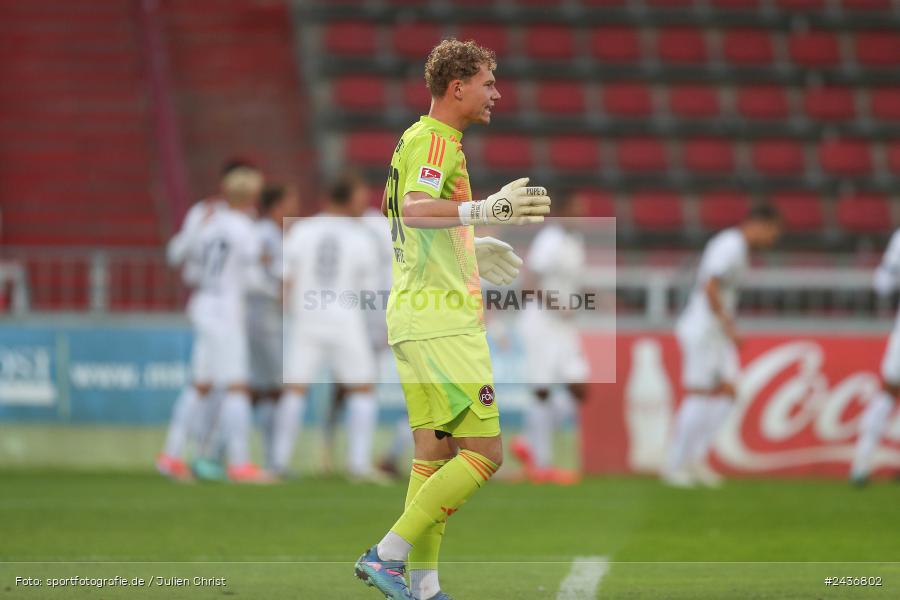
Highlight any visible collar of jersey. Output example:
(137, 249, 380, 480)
(419, 115, 463, 141)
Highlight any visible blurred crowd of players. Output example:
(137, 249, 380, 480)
(153, 159, 593, 485)
(153, 158, 898, 488)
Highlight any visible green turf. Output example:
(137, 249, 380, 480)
(1, 470, 898, 599)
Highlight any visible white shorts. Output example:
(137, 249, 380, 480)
(676, 326, 739, 390)
(246, 298, 283, 390)
(189, 299, 248, 387)
(519, 309, 590, 386)
(881, 327, 900, 384)
(284, 325, 375, 386)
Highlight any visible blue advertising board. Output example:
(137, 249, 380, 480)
(0, 321, 532, 426)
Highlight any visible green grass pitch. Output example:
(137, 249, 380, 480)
(2, 468, 898, 599)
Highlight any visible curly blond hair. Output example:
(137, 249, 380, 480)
(424, 38, 497, 98)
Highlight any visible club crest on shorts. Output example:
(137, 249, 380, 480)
(478, 385, 495, 407)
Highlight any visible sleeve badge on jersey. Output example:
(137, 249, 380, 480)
(417, 166, 443, 191)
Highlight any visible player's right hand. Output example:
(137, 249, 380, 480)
(459, 177, 551, 225)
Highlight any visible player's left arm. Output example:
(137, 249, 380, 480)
(705, 277, 739, 346)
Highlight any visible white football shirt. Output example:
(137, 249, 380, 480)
(282, 214, 379, 333)
(526, 223, 586, 302)
(875, 229, 900, 299)
(677, 227, 748, 337)
(188, 207, 262, 304)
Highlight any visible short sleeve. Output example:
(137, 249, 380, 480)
(402, 132, 458, 199)
(702, 233, 742, 279)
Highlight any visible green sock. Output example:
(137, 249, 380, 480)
(392, 449, 498, 547)
(406, 459, 451, 571)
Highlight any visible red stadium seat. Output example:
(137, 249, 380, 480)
(656, 27, 708, 65)
(590, 26, 642, 63)
(524, 25, 575, 60)
(324, 22, 378, 57)
(494, 80, 521, 113)
(854, 32, 900, 67)
(683, 138, 735, 174)
(548, 136, 602, 171)
(870, 88, 900, 120)
(457, 23, 510, 57)
(575, 189, 616, 217)
(631, 191, 684, 231)
(482, 134, 534, 169)
(723, 29, 775, 66)
(582, 0, 628, 5)
(402, 77, 431, 111)
(818, 139, 872, 176)
(789, 31, 841, 67)
(736, 85, 790, 120)
(393, 22, 443, 59)
(668, 84, 720, 118)
(772, 191, 825, 231)
(345, 131, 398, 166)
(885, 142, 900, 174)
(842, 0, 891, 9)
(835, 193, 892, 232)
(646, 0, 692, 6)
(332, 75, 387, 111)
(698, 191, 751, 230)
(709, 0, 760, 7)
(803, 86, 856, 121)
(536, 80, 587, 115)
(776, 0, 825, 9)
(602, 82, 653, 117)
(616, 137, 668, 172)
(752, 139, 806, 176)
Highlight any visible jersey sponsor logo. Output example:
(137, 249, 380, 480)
(478, 384, 495, 407)
(417, 166, 443, 191)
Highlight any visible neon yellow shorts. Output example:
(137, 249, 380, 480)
(391, 332, 500, 438)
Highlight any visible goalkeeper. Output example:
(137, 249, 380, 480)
(354, 39, 551, 600)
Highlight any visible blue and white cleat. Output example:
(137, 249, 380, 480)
(354, 545, 415, 599)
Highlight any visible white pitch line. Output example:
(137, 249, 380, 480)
(556, 556, 610, 600)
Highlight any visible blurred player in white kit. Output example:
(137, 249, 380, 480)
(181, 166, 272, 483)
(513, 192, 589, 484)
(850, 228, 900, 486)
(662, 205, 781, 488)
(280, 173, 383, 481)
(247, 184, 298, 475)
(157, 159, 260, 481)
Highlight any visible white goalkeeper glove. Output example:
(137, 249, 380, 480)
(475, 236, 523, 286)
(459, 177, 551, 225)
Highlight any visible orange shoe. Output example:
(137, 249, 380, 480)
(510, 436, 536, 470)
(227, 463, 278, 484)
(511, 437, 548, 482)
(539, 467, 582, 486)
(156, 454, 193, 482)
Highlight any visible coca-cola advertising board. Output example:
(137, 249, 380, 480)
(581, 331, 900, 478)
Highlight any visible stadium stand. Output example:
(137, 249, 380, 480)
(0, 0, 311, 311)
(299, 0, 900, 249)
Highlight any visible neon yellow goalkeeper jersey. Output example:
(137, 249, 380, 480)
(385, 115, 483, 345)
